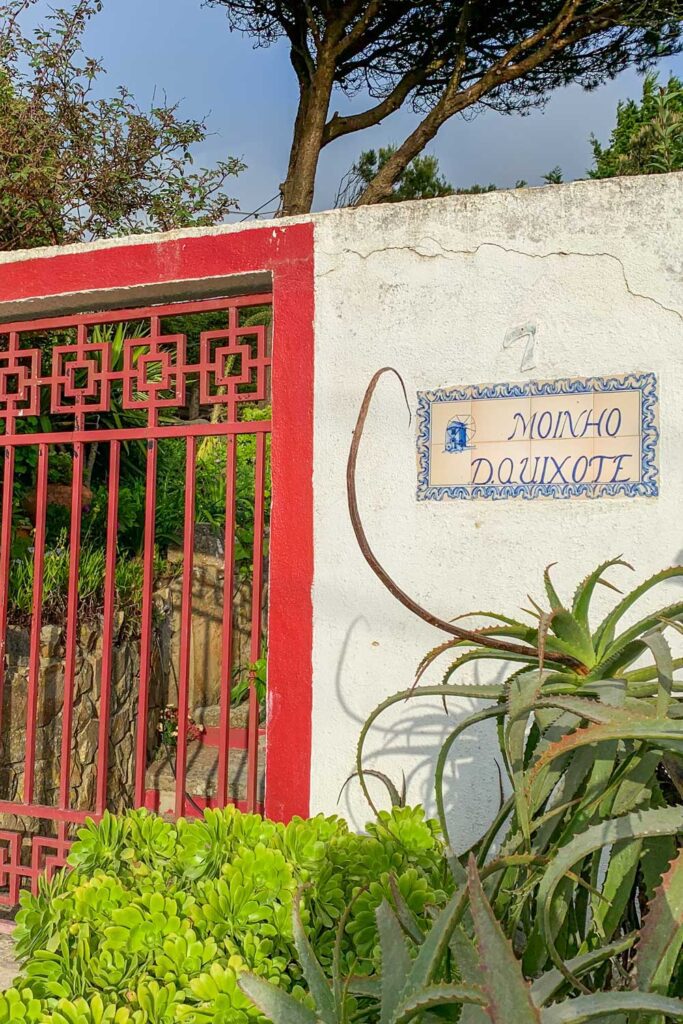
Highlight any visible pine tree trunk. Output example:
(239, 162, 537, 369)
(279, 63, 335, 217)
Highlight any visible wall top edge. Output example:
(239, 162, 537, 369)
(0, 171, 680, 268)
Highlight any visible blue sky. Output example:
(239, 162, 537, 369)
(54, 0, 683, 215)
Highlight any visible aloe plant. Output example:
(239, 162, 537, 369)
(346, 369, 683, 999)
(418, 557, 683, 681)
(240, 844, 683, 1024)
(353, 555, 683, 969)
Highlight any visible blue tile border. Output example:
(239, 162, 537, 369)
(416, 372, 659, 501)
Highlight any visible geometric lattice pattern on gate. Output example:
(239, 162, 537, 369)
(0, 306, 270, 426)
(0, 826, 72, 903)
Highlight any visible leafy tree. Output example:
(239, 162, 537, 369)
(337, 149, 569, 205)
(0, 0, 244, 249)
(542, 164, 565, 183)
(336, 146, 454, 205)
(456, 182, 499, 194)
(207, 0, 682, 215)
(590, 70, 683, 176)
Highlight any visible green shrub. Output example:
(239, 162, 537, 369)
(11, 806, 449, 1023)
(153, 408, 272, 571)
(6, 533, 171, 631)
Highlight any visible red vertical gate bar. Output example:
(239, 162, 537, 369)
(175, 436, 197, 818)
(24, 444, 49, 804)
(217, 435, 237, 806)
(59, 436, 84, 811)
(133, 438, 157, 805)
(0, 443, 15, 722)
(96, 441, 121, 815)
(0, 332, 18, 722)
(246, 431, 266, 812)
(134, 443, 160, 796)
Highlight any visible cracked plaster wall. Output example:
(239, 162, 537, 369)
(0, 174, 681, 841)
(311, 174, 683, 846)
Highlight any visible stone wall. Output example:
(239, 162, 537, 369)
(0, 619, 162, 829)
(162, 531, 268, 713)
(0, 555, 264, 828)
(160, 554, 256, 712)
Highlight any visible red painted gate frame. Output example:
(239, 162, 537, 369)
(0, 222, 315, 822)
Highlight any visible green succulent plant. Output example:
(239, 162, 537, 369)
(44, 995, 140, 1024)
(10, 805, 455, 1024)
(0, 987, 43, 1024)
(240, 846, 683, 1024)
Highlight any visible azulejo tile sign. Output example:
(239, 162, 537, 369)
(416, 372, 659, 501)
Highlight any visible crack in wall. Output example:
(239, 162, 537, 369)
(318, 238, 683, 323)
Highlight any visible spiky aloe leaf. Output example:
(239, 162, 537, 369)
(533, 695, 631, 723)
(356, 683, 505, 813)
(530, 935, 635, 1007)
(640, 629, 674, 717)
(624, 658, 683, 684)
(238, 973, 319, 1024)
(642, 834, 679, 899)
(398, 882, 469, 1002)
(544, 564, 563, 611)
(467, 856, 541, 1023)
(548, 609, 596, 669)
(450, 927, 490, 1024)
(442, 648, 539, 685)
(506, 670, 544, 845)
(437, 624, 538, 646)
(593, 565, 683, 655)
(442, 845, 467, 892)
(292, 895, 337, 1024)
(347, 976, 381, 998)
(376, 900, 412, 1024)
(591, 750, 663, 941)
(415, 638, 464, 686)
(522, 698, 639, 816)
(571, 558, 631, 632)
(593, 835, 641, 943)
(584, 638, 647, 682)
(603, 600, 683, 663)
(558, 741, 618, 842)
(539, 992, 683, 1022)
(340, 769, 405, 808)
(537, 807, 683, 980)
(539, 565, 596, 666)
(524, 747, 594, 865)
(527, 714, 683, 789)
(464, 623, 584, 664)
(416, 612, 534, 682)
(394, 983, 486, 1023)
(634, 847, 683, 994)
(388, 876, 425, 944)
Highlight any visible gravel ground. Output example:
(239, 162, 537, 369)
(0, 934, 18, 989)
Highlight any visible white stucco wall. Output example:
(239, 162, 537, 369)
(309, 173, 683, 848)
(1, 174, 681, 843)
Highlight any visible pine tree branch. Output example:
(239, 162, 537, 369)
(355, 0, 637, 205)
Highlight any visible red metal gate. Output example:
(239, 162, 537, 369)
(0, 292, 271, 902)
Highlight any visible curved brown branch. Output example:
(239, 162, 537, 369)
(346, 368, 580, 668)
